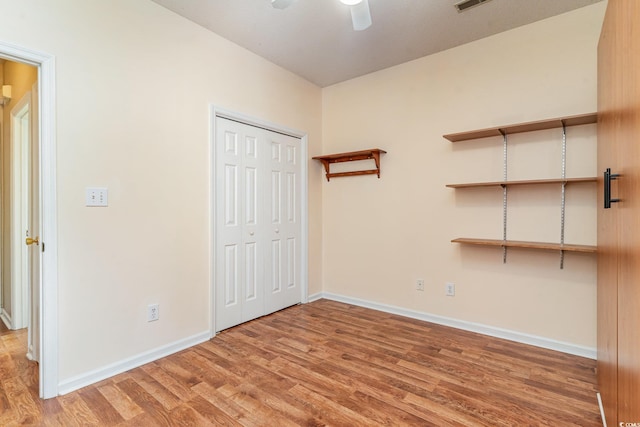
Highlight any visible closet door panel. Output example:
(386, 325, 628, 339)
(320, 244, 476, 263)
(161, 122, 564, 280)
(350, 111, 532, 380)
(216, 117, 303, 331)
(265, 135, 302, 313)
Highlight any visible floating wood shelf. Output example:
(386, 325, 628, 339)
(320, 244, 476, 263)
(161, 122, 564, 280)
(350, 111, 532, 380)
(443, 113, 597, 142)
(451, 238, 597, 253)
(312, 149, 386, 182)
(446, 177, 597, 189)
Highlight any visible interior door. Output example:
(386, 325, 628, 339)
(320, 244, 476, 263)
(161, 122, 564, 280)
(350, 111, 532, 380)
(215, 117, 302, 332)
(10, 92, 31, 331)
(597, 1, 640, 424)
(614, 1, 640, 421)
(265, 131, 301, 314)
(596, 1, 619, 421)
(215, 117, 263, 330)
(27, 82, 40, 362)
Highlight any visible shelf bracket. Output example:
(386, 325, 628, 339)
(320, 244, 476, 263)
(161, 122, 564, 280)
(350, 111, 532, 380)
(317, 159, 331, 179)
(371, 150, 382, 178)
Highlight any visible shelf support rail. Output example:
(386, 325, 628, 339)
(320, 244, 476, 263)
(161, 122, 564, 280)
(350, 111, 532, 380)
(560, 121, 567, 269)
(501, 130, 508, 264)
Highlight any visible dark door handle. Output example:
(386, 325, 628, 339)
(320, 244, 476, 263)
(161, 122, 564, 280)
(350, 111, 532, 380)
(604, 168, 620, 209)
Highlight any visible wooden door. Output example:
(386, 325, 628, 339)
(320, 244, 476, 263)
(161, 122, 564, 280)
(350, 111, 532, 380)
(597, 1, 640, 425)
(596, 0, 620, 422)
(614, 0, 640, 421)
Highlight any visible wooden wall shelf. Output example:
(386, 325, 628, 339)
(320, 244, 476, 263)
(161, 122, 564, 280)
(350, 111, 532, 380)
(313, 149, 386, 182)
(446, 177, 597, 189)
(451, 238, 597, 253)
(445, 112, 598, 267)
(443, 113, 597, 142)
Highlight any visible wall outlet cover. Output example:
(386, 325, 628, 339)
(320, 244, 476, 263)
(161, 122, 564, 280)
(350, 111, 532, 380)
(86, 187, 108, 207)
(148, 304, 159, 322)
(446, 283, 455, 296)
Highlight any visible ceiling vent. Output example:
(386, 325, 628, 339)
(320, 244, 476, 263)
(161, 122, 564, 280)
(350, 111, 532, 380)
(454, 0, 493, 13)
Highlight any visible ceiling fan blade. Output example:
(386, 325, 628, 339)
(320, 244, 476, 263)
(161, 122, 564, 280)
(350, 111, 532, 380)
(271, 0, 296, 9)
(350, 0, 372, 31)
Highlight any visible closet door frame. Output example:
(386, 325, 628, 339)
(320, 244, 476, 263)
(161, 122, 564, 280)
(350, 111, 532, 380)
(209, 106, 309, 336)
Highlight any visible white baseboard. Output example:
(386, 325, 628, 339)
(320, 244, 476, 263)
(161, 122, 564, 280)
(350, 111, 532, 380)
(307, 292, 323, 302)
(596, 392, 607, 427)
(312, 292, 596, 359)
(58, 331, 211, 395)
(0, 308, 13, 330)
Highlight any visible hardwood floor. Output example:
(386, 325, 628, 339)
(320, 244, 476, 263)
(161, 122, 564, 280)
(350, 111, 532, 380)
(1, 299, 601, 426)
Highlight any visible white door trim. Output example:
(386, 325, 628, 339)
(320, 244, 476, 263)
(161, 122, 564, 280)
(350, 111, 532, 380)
(9, 92, 31, 331)
(209, 106, 309, 337)
(0, 40, 58, 399)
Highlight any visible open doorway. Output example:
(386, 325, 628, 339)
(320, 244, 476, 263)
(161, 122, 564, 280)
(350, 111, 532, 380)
(0, 58, 40, 394)
(0, 40, 57, 399)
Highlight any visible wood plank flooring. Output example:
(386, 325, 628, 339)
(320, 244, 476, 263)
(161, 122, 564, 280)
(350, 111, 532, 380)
(1, 299, 602, 426)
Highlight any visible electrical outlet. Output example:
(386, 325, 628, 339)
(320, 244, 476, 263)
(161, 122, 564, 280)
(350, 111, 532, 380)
(446, 282, 455, 296)
(148, 304, 159, 322)
(416, 279, 425, 291)
(86, 187, 108, 207)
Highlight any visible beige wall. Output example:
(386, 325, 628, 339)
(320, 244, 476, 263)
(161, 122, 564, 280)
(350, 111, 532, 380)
(0, 0, 323, 382)
(321, 3, 605, 349)
(0, 61, 37, 320)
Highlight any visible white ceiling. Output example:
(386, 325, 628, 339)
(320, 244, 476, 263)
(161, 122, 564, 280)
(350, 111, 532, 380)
(151, 0, 602, 87)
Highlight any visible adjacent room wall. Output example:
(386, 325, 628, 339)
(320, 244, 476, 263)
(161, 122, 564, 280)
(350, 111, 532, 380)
(321, 3, 606, 350)
(0, 0, 323, 384)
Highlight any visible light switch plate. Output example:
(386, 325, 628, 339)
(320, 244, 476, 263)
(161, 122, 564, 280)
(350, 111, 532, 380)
(86, 187, 108, 207)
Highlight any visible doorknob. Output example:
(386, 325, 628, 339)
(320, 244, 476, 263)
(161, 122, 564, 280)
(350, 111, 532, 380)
(604, 168, 621, 209)
(26, 236, 39, 246)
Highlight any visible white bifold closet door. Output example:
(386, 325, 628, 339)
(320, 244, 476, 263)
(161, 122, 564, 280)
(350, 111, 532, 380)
(215, 117, 301, 332)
